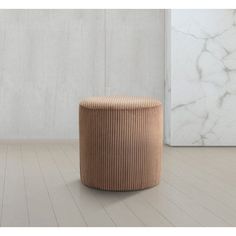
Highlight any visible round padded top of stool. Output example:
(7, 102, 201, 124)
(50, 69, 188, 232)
(80, 96, 161, 110)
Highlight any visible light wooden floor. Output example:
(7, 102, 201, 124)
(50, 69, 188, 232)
(0, 143, 236, 227)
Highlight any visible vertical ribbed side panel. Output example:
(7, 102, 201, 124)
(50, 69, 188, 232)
(79, 104, 163, 191)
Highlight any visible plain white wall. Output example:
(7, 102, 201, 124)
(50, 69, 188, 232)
(0, 9, 165, 140)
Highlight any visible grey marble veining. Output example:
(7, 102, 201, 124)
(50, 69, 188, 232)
(0, 10, 165, 140)
(166, 9, 236, 146)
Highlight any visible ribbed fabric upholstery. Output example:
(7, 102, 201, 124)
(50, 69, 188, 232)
(79, 96, 163, 191)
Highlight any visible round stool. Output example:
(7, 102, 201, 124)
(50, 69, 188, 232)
(79, 96, 163, 191)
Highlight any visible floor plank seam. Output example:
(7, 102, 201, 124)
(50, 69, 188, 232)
(162, 179, 230, 226)
(152, 188, 201, 226)
(139, 194, 175, 226)
(122, 200, 147, 226)
(167, 148, 236, 192)
(20, 144, 31, 226)
(0, 145, 8, 227)
(34, 147, 60, 227)
(164, 158, 236, 225)
(46, 145, 88, 227)
(57, 144, 117, 226)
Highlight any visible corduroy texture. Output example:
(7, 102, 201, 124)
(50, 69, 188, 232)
(79, 96, 163, 191)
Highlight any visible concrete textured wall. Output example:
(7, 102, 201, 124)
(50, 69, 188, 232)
(0, 10, 165, 139)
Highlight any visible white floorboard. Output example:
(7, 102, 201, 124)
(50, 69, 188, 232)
(0, 143, 235, 226)
(21, 145, 58, 226)
(1, 145, 29, 226)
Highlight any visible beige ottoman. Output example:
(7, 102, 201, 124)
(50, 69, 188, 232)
(79, 96, 163, 191)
